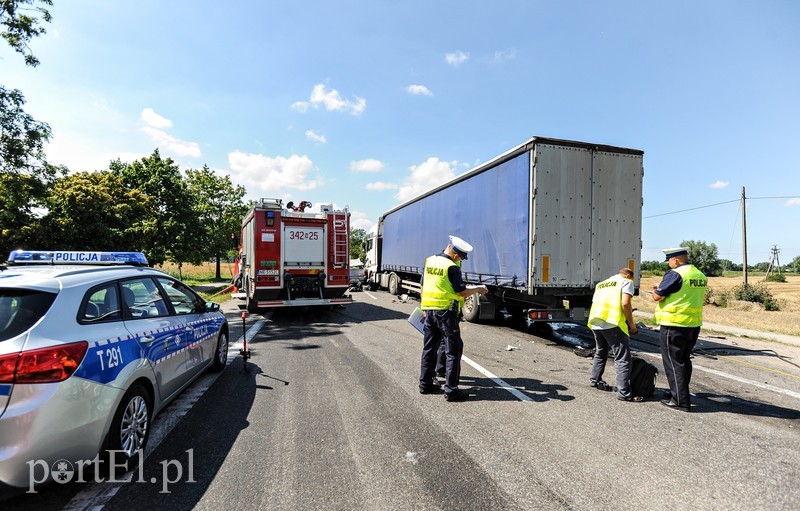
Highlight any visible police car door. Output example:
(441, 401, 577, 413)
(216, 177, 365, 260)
(120, 277, 191, 401)
(154, 277, 217, 380)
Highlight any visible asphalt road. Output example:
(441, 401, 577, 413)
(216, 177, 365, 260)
(5, 290, 800, 510)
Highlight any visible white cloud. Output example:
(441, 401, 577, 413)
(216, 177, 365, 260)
(786, 198, 800, 207)
(293, 83, 366, 115)
(351, 159, 384, 172)
(141, 108, 173, 129)
(493, 48, 517, 62)
(305, 130, 327, 143)
(709, 180, 729, 189)
(366, 181, 398, 191)
(350, 210, 375, 230)
(445, 51, 469, 67)
(406, 84, 432, 96)
(395, 157, 459, 201)
(227, 151, 322, 196)
(141, 126, 201, 158)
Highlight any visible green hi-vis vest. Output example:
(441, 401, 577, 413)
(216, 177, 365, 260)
(654, 264, 707, 327)
(420, 255, 464, 312)
(588, 274, 630, 336)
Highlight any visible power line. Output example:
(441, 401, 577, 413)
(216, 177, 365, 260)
(643, 194, 800, 220)
(644, 199, 739, 219)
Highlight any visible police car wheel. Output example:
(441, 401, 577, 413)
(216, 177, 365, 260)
(107, 383, 151, 467)
(212, 330, 229, 371)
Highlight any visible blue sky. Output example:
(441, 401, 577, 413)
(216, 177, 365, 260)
(4, 1, 799, 264)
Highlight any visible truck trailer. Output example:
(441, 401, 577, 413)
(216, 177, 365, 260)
(363, 136, 643, 323)
(234, 198, 353, 312)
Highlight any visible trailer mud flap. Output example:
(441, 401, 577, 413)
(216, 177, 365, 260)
(478, 295, 495, 320)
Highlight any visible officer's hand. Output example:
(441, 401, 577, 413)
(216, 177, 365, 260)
(629, 324, 638, 335)
(478, 285, 488, 295)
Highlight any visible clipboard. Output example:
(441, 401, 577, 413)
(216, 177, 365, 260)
(407, 307, 425, 334)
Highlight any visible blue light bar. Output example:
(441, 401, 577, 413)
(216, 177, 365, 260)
(7, 250, 149, 266)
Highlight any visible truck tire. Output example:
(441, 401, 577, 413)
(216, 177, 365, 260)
(388, 273, 399, 295)
(462, 294, 480, 322)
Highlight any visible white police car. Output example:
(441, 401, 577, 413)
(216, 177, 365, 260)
(0, 251, 229, 491)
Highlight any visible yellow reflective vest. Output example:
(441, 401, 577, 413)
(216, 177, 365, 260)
(654, 264, 707, 327)
(588, 274, 631, 336)
(420, 255, 464, 312)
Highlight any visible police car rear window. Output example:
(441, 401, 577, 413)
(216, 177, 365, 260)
(0, 289, 57, 342)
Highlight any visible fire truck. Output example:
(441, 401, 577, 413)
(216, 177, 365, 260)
(233, 198, 353, 311)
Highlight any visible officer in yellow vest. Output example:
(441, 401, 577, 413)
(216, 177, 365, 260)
(652, 247, 707, 412)
(588, 267, 642, 401)
(419, 235, 488, 402)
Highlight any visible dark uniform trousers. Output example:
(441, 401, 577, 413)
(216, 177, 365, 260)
(660, 325, 700, 407)
(420, 308, 463, 394)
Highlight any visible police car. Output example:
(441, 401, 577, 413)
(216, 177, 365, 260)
(0, 251, 229, 490)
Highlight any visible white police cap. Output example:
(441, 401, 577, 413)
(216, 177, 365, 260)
(662, 247, 689, 261)
(449, 235, 474, 260)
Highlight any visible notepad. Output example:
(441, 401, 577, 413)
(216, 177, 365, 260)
(407, 307, 425, 334)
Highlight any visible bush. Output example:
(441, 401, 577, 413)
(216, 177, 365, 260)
(705, 286, 729, 307)
(765, 273, 786, 283)
(733, 283, 780, 311)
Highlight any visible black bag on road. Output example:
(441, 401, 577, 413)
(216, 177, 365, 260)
(630, 357, 658, 398)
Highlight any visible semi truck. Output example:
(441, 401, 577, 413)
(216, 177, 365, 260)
(363, 136, 644, 323)
(233, 198, 353, 311)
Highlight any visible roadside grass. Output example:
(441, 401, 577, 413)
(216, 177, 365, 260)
(634, 274, 800, 337)
(156, 261, 237, 304)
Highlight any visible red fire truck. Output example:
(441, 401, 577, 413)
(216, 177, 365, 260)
(233, 198, 353, 311)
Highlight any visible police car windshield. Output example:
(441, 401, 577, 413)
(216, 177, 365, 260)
(0, 289, 57, 342)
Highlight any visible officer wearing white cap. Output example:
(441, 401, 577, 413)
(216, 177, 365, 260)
(651, 246, 707, 411)
(419, 235, 488, 402)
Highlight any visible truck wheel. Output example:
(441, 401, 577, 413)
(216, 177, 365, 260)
(462, 294, 480, 322)
(388, 274, 399, 295)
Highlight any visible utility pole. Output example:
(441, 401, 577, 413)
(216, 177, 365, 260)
(742, 186, 748, 286)
(765, 245, 781, 279)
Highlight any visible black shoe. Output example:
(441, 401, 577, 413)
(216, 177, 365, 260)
(435, 371, 446, 378)
(590, 380, 613, 392)
(419, 383, 442, 394)
(444, 389, 469, 402)
(660, 399, 690, 412)
(663, 390, 673, 400)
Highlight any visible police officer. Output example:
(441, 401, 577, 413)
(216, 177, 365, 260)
(588, 267, 642, 402)
(419, 235, 488, 402)
(652, 247, 707, 412)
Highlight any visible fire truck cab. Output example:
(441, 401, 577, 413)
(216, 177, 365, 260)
(233, 198, 353, 312)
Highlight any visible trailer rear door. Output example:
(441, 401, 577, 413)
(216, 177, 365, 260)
(530, 142, 594, 290)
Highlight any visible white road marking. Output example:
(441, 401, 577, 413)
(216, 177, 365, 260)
(636, 351, 800, 401)
(64, 318, 267, 511)
(461, 355, 533, 402)
(362, 290, 378, 300)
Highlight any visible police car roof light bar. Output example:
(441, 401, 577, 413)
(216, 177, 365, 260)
(8, 250, 149, 266)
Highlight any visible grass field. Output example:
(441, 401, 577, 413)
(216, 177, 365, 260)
(633, 274, 800, 337)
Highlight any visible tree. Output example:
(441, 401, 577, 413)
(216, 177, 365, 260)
(349, 228, 367, 262)
(641, 260, 668, 273)
(681, 240, 723, 277)
(1, 1, 55, 258)
(112, 150, 202, 267)
(185, 165, 249, 279)
(37, 171, 154, 251)
(1, 0, 53, 67)
(791, 255, 800, 273)
(719, 259, 742, 272)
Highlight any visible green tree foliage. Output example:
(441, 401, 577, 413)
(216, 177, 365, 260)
(185, 165, 249, 279)
(752, 261, 770, 273)
(681, 239, 723, 276)
(1, 0, 52, 67)
(719, 259, 742, 272)
(791, 255, 800, 273)
(112, 150, 202, 266)
(349, 228, 367, 262)
(37, 171, 154, 250)
(641, 260, 668, 273)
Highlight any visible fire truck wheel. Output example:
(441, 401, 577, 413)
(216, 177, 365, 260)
(462, 294, 480, 322)
(388, 274, 399, 295)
